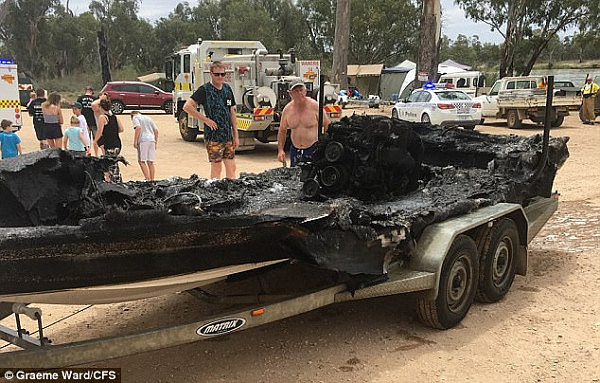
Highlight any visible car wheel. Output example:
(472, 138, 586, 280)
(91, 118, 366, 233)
(111, 101, 125, 115)
(421, 113, 431, 124)
(506, 109, 521, 129)
(551, 115, 564, 128)
(163, 100, 173, 114)
(392, 109, 399, 119)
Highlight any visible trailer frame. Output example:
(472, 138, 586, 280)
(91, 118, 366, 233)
(0, 197, 557, 368)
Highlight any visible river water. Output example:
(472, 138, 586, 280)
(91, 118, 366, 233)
(530, 68, 598, 86)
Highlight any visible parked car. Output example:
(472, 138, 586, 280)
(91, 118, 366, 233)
(554, 80, 575, 88)
(391, 85, 482, 129)
(100, 81, 173, 114)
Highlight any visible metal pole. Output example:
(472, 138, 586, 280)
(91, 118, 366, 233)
(534, 75, 554, 178)
(318, 75, 325, 139)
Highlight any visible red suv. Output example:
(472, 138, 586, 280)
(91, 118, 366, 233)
(100, 81, 173, 114)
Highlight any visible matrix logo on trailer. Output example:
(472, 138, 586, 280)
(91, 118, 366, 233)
(197, 318, 246, 336)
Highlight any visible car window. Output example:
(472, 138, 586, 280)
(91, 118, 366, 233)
(456, 78, 468, 88)
(435, 91, 471, 101)
(120, 84, 139, 92)
(506, 81, 515, 90)
(183, 54, 191, 73)
(139, 85, 157, 94)
(407, 92, 421, 103)
(516, 80, 535, 89)
(489, 81, 501, 96)
(418, 92, 432, 102)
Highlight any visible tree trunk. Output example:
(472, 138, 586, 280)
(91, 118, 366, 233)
(416, 0, 441, 86)
(332, 0, 350, 91)
(97, 27, 112, 85)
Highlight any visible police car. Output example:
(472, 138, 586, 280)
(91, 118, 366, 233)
(392, 83, 482, 129)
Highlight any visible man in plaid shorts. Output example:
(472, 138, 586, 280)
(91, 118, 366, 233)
(183, 61, 239, 179)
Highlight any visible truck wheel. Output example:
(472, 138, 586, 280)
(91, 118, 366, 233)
(111, 101, 125, 115)
(179, 112, 198, 142)
(551, 115, 564, 128)
(476, 219, 518, 303)
(417, 234, 479, 329)
(506, 109, 521, 129)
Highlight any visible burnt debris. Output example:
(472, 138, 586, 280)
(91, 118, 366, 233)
(300, 115, 424, 200)
(0, 116, 569, 291)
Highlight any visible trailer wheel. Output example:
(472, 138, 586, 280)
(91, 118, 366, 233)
(179, 112, 198, 142)
(417, 235, 479, 329)
(476, 219, 518, 303)
(506, 109, 521, 129)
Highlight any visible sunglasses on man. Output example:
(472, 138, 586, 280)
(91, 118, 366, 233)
(211, 72, 227, 77)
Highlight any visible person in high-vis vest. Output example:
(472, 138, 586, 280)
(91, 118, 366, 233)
(581, 76, 600, 124)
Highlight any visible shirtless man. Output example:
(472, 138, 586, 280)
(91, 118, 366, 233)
(277, 79, 329, 167)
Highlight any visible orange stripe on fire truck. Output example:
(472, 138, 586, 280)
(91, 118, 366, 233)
(323, 105, 342, 113)
(253, 107, 274, 115)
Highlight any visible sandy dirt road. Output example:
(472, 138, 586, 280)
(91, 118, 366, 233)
(1, 107, 599, 382)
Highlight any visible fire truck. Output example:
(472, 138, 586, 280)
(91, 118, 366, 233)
(0, 59, 22, 129)
(165, 40, 341, 150)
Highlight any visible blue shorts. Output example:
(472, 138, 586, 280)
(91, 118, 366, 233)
(290, 142, 317, 167)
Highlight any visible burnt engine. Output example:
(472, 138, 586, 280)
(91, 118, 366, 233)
(300, 115, 424, 200)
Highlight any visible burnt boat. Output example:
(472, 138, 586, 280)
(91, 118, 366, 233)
(0, 116, 569, 305)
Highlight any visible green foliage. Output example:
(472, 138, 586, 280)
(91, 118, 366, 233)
(1, 0, 599, 85)
(349, 0, 420, 65)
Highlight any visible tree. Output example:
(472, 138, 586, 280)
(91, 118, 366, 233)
(296, 0, 336, 59)
(348, 0, 420, 65)
(417, 0, 441, 83)
(456, 0, 590, 77)
(0, 0, 58, 76)
(331, 0, 350, 89)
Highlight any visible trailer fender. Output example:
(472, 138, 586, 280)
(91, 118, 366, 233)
(409, 203, 528, 300)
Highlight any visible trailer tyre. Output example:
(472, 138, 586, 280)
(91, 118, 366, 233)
(506, 109, 521, 129)
(179, 112, 198, 142)
(417, 235, 479, 329)
(476, 219, 518, 303)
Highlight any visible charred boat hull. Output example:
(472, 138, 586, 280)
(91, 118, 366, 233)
(0, 117, 569, 304)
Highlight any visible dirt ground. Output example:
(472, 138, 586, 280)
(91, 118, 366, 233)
(1, 107, 599, 382)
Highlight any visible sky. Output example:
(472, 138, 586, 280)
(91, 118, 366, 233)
(66, 0, 504, 44)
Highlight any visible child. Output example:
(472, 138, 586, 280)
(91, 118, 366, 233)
(0, 119, 22, 159)
(63, 116, 89, 155)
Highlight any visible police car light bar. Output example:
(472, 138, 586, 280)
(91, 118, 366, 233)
(0, 59, 15, 65)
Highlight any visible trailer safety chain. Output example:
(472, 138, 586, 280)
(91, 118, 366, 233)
(0, 305, 93, 350)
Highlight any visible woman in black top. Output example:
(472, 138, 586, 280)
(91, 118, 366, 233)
(94, 99, 124, 182)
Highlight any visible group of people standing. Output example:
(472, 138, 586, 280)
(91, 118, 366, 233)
(19, 86, 159, 182)
(182, 60, 328, 179)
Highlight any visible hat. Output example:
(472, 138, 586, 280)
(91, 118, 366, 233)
(72, 101, 83, 109)
(289, 79, 306, 91)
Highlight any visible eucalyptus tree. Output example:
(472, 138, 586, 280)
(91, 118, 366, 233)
(456, 0, 590, 76)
